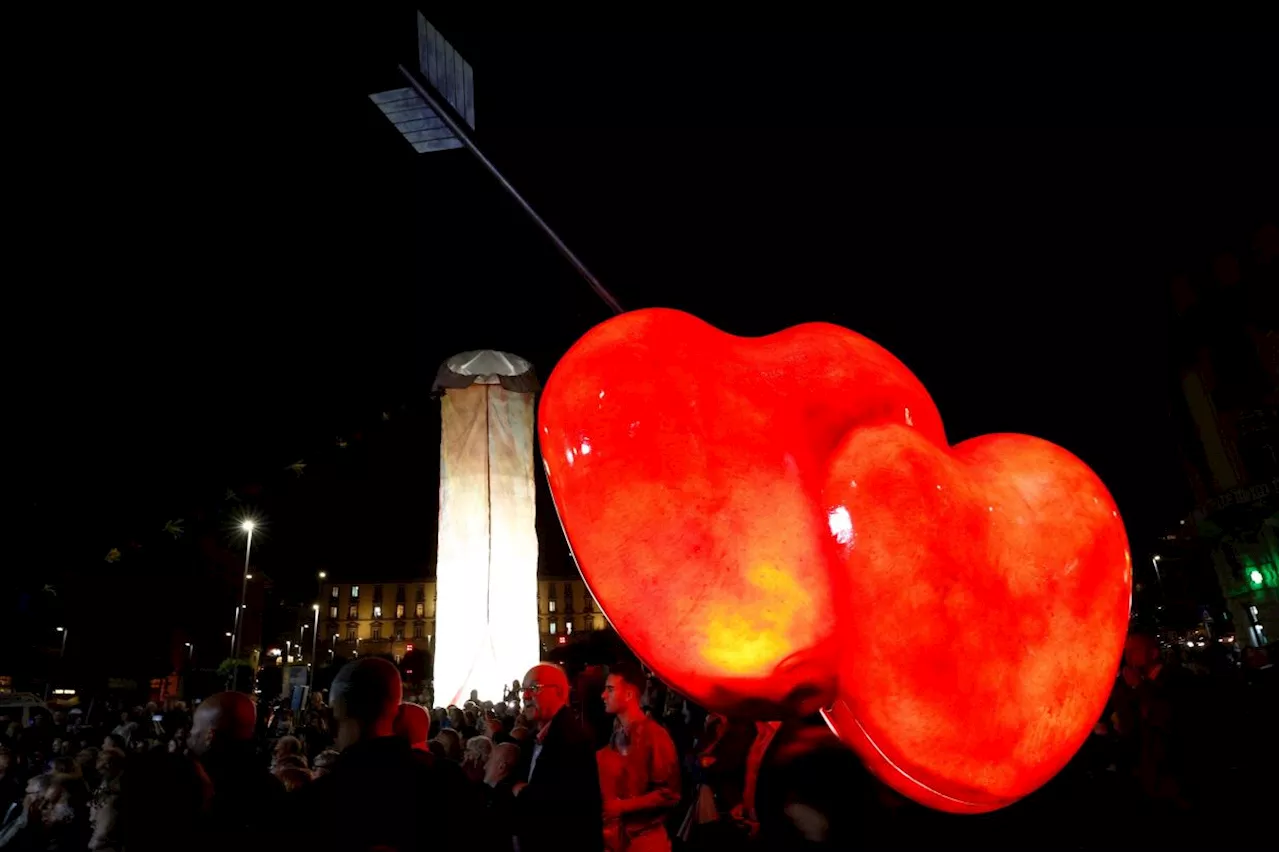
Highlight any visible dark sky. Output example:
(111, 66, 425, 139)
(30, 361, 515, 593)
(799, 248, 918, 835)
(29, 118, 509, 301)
(7, 7, 1275, 677)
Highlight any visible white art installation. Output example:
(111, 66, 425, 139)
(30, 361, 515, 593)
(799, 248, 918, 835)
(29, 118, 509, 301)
(432, 351, 541, 705)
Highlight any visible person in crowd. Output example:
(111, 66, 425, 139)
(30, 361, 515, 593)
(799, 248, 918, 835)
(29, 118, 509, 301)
(119, 749, 213, 852)
(74, 747, 100, 791)
(434, 728, 463, 762)
(295, 657, 462, 850)
(296, 710, 333, 760)
(273, 754, 308, 772)
(485, 742, 521, 791)
(511, 662, 603, 851)
(88, 778, 121, 851)
(94, 748, 126, 798)
(470, 742, 521, 852)
(598, 661, 681, 852)
(751, 722, 868, 850)
(272, 735, 305, 768)
(462, 735, 494, 783)
(186, 691, 285, 843)
(393, 703, 433, 754)
(311, 749, 340, 779)
(35, 772, 92, 850)
(730, 720, 781, 838)
(275, 766, 312, 793)
(0, 747, 20, 820)
(0, 772, 53, 847)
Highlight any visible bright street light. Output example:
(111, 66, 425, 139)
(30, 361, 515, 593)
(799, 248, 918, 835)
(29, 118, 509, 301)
(318, 571, 327, 579)
(233, 515, 262, 690)
(309, 602, 320, 694)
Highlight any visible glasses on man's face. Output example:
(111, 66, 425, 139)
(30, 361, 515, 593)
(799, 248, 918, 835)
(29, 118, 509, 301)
(521, 683, 559, 697)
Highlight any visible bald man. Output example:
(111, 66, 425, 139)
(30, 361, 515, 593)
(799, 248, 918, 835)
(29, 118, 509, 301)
(295, 658, 476, 850)
(512, 663, 603, 851)
(394, 700, 475, 804)
(393, 702, 431, 749)
(187, 692, 284, 845)
(187, 692, 257, 756)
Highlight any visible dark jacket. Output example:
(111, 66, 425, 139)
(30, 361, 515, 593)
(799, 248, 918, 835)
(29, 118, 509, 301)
(295, 736, 470, 852)
(198, 742, 286, 845)
(515, 707, 603, 852)
(478, 778, 520, 852)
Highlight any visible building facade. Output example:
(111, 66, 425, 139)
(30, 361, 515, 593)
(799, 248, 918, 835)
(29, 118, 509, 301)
(317, 576, 611, 663)
(537, 577, 608, 651)
(321, 581, 436, 663)
(1168, 227, 1278, 650)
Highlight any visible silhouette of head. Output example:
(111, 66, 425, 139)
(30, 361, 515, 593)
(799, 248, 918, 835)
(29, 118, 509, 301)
(330, 657, 402, 750)
(187, 692, 256, 757)
(394, 703, 431, 749)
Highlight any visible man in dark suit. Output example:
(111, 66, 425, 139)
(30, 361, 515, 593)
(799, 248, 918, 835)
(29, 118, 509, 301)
(512, 663, 603, 851)
(294, 658, 460, 851)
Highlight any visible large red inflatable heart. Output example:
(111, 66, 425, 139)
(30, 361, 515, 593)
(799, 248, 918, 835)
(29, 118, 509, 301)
(540, 308, 1130, 812)
(820, 427, 1131, 812)
(539, 308, 945, 718)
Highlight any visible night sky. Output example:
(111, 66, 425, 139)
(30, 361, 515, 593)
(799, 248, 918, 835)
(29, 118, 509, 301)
(8, 7, 1275, 679)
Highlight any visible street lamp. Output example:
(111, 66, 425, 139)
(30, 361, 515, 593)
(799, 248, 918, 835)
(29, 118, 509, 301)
(45, 627, 69, 700)
(225, 631, 234, 656)
(185, 642, 194, 665)
(1151, 555, 1164, 598)
(234, 519, 256, 662)
(309, 604, 320, 691)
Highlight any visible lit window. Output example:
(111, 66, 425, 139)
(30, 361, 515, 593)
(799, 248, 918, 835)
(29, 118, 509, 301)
(329, 606, 338, 619)
(373, 605, 382, 619)
(550, 622, 557, 634)
(330, 586, 339, 599)
(415, 603, 425, 618)
(351, 585, 360, 598)
(348, 605, 358, 619)
(395, 604, 405, 619)
(372, 622, 382, 639)
(548, 600, 556, 613)
(566, 621, 573, 635)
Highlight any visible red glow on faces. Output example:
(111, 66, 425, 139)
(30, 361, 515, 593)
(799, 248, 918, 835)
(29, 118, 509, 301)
(539, 308, 1130, 812)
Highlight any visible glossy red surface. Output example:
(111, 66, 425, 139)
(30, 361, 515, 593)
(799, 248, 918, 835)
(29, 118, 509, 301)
(539, 308, 944, 718)
(822, 429, 1131, 812)
(540, 308, 1130, 811)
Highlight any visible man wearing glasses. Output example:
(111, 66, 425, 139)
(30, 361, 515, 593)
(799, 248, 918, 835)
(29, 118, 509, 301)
(511, 663, 603, 850)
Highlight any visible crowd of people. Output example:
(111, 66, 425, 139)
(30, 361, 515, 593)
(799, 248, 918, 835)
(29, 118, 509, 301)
(0, 632, 1274, 851)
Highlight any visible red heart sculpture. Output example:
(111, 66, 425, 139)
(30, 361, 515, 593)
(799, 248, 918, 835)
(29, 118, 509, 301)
(539, 309, 946, 718)
(820, 427, 1131, 812)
